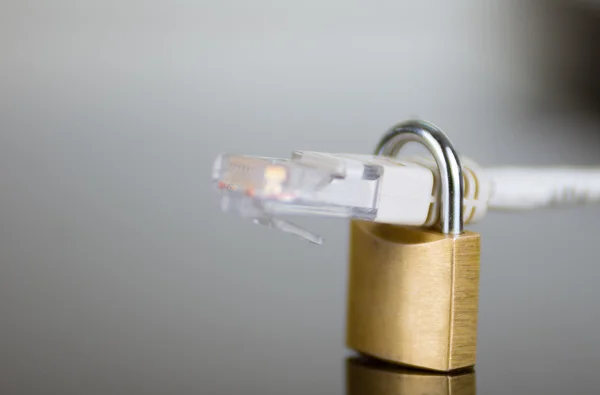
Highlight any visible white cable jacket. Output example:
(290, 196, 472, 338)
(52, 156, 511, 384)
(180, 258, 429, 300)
(487, 167, 600, 210)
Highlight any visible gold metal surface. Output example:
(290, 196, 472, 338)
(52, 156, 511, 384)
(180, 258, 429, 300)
(346, 221, 480, 372)
(346, 356, 476, 395)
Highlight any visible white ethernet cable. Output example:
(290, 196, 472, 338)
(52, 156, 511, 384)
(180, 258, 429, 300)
(212, 151, 600, 244)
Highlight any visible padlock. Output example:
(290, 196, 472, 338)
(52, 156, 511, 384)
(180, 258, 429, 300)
(346, 356, 476, 395)
(346, 120, 480, 372)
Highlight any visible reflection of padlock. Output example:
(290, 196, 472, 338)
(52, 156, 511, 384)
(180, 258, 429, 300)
(346, 356, 476, 395)
(346, 120, 480, 372)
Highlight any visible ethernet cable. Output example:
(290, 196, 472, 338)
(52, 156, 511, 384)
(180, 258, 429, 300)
(212, 151, 600, 244)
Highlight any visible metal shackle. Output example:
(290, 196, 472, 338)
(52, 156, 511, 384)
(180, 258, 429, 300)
(374, 120, 464, 235)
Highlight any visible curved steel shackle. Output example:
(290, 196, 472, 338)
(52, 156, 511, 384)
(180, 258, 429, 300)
(374, 120, 464, 235)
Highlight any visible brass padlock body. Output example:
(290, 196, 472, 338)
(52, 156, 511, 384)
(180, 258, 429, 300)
(346, 357, 476, 395)
(346, 220, 480, 372)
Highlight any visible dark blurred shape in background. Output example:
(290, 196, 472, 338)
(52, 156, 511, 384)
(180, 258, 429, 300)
(540, 1, 600, 110)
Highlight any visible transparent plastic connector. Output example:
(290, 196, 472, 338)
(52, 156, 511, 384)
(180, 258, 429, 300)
(213, 150, 492, 243)
(212, 152, 382, 243)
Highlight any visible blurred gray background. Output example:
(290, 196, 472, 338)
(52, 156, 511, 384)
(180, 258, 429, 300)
(1, 0, 600, 393)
